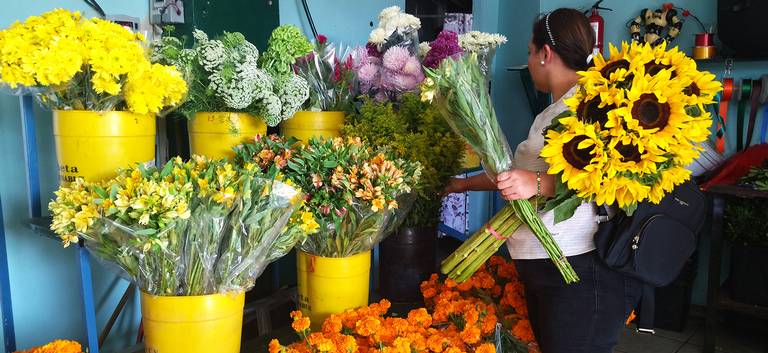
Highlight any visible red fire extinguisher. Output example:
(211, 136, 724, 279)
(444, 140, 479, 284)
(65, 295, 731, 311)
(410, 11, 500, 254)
(586, 0, 612, 55)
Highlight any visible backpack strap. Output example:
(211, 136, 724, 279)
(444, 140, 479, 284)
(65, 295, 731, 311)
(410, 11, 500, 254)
(635, 283, 656, 334)
(596, 204, 610, 224)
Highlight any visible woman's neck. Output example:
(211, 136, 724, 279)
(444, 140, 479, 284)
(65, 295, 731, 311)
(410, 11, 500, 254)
(549, 69, 580, 102)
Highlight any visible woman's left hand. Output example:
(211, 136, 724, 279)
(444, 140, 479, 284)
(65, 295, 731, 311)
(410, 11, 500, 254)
(496, 169, 538, 200)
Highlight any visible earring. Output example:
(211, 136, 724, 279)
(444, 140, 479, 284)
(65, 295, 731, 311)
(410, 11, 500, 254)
(540, 60, 545, 65)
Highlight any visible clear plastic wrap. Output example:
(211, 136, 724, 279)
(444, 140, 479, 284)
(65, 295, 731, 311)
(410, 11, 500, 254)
(79, 177, 303, 296)
(296, 193, 415, 258)
(294, 43, 355, 112)
(379, 28, 421, 56)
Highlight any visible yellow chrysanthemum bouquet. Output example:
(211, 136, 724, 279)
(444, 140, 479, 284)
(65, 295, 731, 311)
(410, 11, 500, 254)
(0, 9, 186, 115)
(48, 156, 305, 295)
(540, 42, 721, 218)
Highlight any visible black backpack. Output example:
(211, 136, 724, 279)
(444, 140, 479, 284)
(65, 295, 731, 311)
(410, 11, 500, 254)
(593, 180, 707, 332)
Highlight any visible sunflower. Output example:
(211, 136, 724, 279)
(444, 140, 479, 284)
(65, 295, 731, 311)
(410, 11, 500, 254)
(647, 165, 691, 204)
(681, 70, 722, 106)
(604, 136, 669, 178)
(540, 117, 606, 195)
(611, 69, 690, 149)
(579, 43, 636, 96)
(595, 175, 650, 208)
(564, 89, 622, 128)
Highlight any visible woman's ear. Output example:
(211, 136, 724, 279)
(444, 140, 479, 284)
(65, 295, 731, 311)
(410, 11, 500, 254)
(542, 44, 554, 64)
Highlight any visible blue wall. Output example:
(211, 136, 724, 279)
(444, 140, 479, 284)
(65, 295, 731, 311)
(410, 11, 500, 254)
(0, 2, 148, 352)
(279, 0, 404, 46)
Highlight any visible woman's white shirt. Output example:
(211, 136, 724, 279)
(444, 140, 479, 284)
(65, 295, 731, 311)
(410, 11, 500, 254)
(505, 86, 599, 260)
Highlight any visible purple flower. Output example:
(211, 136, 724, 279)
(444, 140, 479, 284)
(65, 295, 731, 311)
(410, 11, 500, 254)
(366, 43, 382, 58)
(382, 46, 411, 71)
(423, 30, 463, 68)
(402, 56, 423, 77)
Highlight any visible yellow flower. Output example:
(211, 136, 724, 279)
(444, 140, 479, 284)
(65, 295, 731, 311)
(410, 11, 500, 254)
(299, 211, 320, 234)
(540, 117, 606, 196)
(213, 186, 237, 206)
(595, 176, 650, 208)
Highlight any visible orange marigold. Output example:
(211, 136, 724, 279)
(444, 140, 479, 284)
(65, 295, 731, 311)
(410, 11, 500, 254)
(268, 339, 283, 353)
(459, 326, 481, 345)
(355, 316, 382, 337)
(322, 315, 343, 334)
(407, 308, 432, 328)
(476, 343, 496, 353)
(292, 316, 311, 332)
(512, 319, 536, 343)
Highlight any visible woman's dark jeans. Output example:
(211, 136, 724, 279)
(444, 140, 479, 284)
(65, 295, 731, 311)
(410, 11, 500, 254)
(515, 251, 641, 353)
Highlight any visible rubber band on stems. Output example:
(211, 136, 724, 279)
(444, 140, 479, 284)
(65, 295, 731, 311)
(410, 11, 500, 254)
(486, 224, 506, 241)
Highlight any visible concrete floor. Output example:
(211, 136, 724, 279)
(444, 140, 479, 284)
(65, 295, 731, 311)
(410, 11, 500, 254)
(615, 317, 767, 353)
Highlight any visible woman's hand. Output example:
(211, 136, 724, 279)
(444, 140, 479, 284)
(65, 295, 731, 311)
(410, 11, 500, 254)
(442, 177, 467, 196)
(496, 169, 539, 201)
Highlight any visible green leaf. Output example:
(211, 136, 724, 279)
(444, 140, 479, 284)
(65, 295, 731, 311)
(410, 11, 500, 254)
(552, 194, 583, 224)
(160, 161, 174, 178)
(623, 203, 638, 216)
(109, 184, 119, 200)
(323, 160, 338, 168)
(93, 186, 108, 199)
(134, 228, 158, 236)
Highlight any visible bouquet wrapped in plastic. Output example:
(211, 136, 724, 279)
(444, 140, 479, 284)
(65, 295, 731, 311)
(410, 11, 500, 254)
(368, 6, 421, 55)
(283, 137, 422, 257)
(458, 31, 508, 78)
(423, 54, 578, 284)
(353, 6, 425, 102)
(293, 35, 356, 112)
(0, 9, 186, 115)
(49, 157, 305, 295)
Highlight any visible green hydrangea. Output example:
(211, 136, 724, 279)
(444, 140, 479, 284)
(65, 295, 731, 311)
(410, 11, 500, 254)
(259, 25, 313, 78)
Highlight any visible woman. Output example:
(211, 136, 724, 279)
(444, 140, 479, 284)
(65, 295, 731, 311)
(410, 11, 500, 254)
(445, 8, 639, 353)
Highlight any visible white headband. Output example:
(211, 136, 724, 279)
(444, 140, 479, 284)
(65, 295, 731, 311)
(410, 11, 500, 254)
(545, 13, 557, 46)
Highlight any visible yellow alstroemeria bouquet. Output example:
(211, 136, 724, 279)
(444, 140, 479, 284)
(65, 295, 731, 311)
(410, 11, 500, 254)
(540, 41, 722, 219)
(0, 9, 186, 115)
(48, 156, 305, 295)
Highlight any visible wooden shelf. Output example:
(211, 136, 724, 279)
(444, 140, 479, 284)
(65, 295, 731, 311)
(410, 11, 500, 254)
(705, 184, 768, 199)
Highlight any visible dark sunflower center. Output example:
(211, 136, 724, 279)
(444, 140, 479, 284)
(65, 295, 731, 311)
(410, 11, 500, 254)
(684, 83, 701, 97)
(632, 93, 671, 130)
(600, 59, 630, 80)
(577, 97, 614, 127)
(562, 135, 594, 170)
(644, 62, 676, 78)
(615, 142, 642, 163)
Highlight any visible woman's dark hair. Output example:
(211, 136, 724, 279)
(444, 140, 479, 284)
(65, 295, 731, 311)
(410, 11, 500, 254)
(532, 8, 595, 71)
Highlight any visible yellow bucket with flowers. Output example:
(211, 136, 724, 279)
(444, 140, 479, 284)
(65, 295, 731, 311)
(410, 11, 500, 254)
(141, 292, 245, 353)
(53, 110, 156, 182)
(297, 250, 371, 329)
(189, 112, 267, 159)
(280, 111, 345, 145)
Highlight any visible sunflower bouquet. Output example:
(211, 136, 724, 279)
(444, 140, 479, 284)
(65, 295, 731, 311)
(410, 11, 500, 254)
(423, 54, 578, 284)
(282, 137, 422, 258)
(151, 26, 310, 126)
(540, 42, 721, 220)
(0, 9, 187, 115)
(48, 156, 304, 295)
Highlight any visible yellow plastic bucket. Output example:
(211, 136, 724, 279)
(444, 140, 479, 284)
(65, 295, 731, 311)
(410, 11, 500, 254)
(281, 111, 345, 144)
(297, 250, 370, 328)
(189, 112, 267, 159)
(141, 292, 245, 353)
(53, 110, 156, 182)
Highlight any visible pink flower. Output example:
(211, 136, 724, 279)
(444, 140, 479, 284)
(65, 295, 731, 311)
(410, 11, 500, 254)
(402, 56, 423, 76)
(383, 72, 418, 91)
(382, 46, 410, 71)
(317, 34, 328, 44)
(358, 63, 380, 83)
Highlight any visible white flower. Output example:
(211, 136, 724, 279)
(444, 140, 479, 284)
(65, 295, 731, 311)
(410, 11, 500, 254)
(276, 75, 309, 121)
(379, 6, 402, 22)
(369, 28, 388, 44)
(197, 40, 226, 72)
(459, 31, 508, 52)
(260, 92, 283, 126)
(192, 29, 209, 42)
(418, 42, 431, 58)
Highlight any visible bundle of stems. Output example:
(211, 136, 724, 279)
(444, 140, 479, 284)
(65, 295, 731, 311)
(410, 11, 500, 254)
(424, 54, 579, 283)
